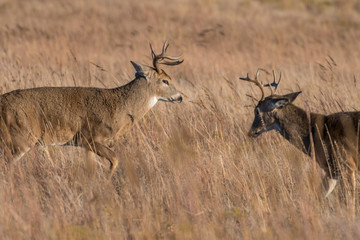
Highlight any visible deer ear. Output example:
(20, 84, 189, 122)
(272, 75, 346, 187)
(283, 91, 302, 103)
(271, 98, 289, 109)
(270, 91, 302, 110)
(130, 61, 155, 80)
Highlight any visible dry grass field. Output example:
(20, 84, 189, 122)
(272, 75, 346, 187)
(1, 0, 360, 239)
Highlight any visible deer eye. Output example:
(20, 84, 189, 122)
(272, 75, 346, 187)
(162, 80, 169, 85)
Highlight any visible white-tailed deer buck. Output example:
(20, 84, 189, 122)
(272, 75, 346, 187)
(240, 69, 360, 202)
(0, 42, 183, 177)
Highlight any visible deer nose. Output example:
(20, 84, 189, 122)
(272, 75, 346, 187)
(247, 130, 255, 137)
(247, 127, 259, 138)
(170, 94, 182, 103)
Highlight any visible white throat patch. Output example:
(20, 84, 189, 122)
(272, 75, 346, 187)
(148, 96, 158, 109)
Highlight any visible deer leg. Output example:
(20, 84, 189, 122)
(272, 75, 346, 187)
(81, 141, 118, 178)
(324, 177, 338, 198)
(340, 154, 357, 211)
(0, 143, 31, 174)
(347, 169, 356, 212)
(0, 119, 12, 162)
(65, 133, 119, 177)
(5, 131, 34, 163)
(351, 170, 356, 202)
(0, 143, 12, 170)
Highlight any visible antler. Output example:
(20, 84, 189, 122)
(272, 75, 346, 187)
(239, 68, 265, 101)
(150, 41, 184, 72)
(263, 70, 281, 95)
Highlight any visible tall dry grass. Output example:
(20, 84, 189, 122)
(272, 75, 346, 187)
(1, 0, 360, 239)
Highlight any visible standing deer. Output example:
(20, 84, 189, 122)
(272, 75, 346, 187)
(0, 42, 183, 177)
(240, 69, 360, 202)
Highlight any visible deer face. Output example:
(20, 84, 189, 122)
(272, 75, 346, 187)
(130, 41, 184, 107)
(248, 92, 302, 137)
(154, 70, 182, 104)
(131, 62, 182, 107)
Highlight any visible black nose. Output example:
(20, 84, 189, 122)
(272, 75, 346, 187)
(178, 96, 183, 103)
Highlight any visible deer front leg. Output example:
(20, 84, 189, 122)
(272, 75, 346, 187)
(346, 169, 356, 213)
(81, 141, 119, 178)
(65, 132, 119, 178)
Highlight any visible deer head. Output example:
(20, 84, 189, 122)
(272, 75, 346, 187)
(131, 41, 183, 105)
(240, 69, 302, 137)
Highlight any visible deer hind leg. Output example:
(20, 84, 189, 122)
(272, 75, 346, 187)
(0, 120, 35, 169)
(0, 141, 12, 170)
(324, 177, 338, 198)
(0, 121, 13, 165)
(1, 134, 33, 165)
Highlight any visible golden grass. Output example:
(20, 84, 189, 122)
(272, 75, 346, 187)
(1, 0, 360, 239)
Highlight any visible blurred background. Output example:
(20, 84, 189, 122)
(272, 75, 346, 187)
(1, 0, 360, 239)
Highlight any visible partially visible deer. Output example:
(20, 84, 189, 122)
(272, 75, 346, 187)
(240, 69, 360, 203)
(0, 41, 183, 177)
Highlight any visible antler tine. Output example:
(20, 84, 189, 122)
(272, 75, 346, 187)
(269, 70, 276, 95)
(239, 73, 250, 81)
(255, 68, 260, 80)
(275, 71, 281, 92)
(239, 70, 265, 101)
(149, 42, 156, 59)
(273, 70, 276, 81)
(159, 59, 184, 66)
(151, 41, 184, 72)
(263, 70, 282, 94)
(159, 41, 182, 60)
(161, 40, 169, 55)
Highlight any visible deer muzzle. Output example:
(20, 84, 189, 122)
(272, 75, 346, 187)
(248, 127, 266, 138)
(158, 94, 182, 103)
(171, 95, 182, 103)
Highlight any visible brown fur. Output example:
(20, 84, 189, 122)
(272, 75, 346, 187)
(275, 104, 360, 177)
(0, 47, 183, 177)
(248, 92, 359, 200)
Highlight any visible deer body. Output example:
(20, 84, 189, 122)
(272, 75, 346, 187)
(241, 70, 359, 199)
(0, 42, 183, 177)
(262, 103, 360, 178)
(1, 79, 152, 146)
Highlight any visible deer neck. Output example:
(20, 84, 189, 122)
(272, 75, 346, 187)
(115, 77, 157, 122)
(274, 104, 317, 156)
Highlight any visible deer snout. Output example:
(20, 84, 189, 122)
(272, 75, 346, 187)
(158, 94, 182, 103)
(248, 129, 256, 138)
(171, 94, 182, 103)
(247, 127, 264, 138)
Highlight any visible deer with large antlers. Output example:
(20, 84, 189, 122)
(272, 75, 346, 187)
(240, 69, 360, 203)
(0, 42, 183, 177)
